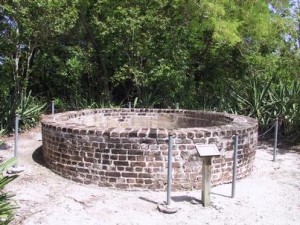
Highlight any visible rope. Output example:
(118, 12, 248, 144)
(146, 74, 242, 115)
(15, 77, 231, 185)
(44, 102, 52, 111)
(258, 122, 276, 138)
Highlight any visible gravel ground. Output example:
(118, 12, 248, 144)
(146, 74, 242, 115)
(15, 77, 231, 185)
(1, 126, 300, 225)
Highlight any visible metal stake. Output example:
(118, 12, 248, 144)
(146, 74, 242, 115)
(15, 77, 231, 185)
(232, 134, 238, 198)
(51, 100, 55, 114)
(128, 102, 131, 109)
(14, 114, 20, 167)
(167, 135, 174, 206)
(273, 118, 278, 162)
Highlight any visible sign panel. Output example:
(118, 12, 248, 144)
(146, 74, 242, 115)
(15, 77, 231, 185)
(196, 144, 220, 157)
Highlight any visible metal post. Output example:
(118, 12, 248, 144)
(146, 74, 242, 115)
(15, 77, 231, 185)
(51, 100, 55, 114)
(175, 103, 179, 110)
(232, 134, 238, 198)
(128, 102, 131, 109)
(14, 114, 20, 167)
(273, 118, 278, 162)
(167, 135, 174, 206)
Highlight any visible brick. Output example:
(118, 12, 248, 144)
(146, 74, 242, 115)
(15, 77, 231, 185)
(129, 130, 138, 137)
(145, 179, 152, 184)
(117, 166, 124, 171)
(65, 166, 76, 172)
(109, 178, 117, 182)
(136, 179, 144, 184)
(86, 152, 94, 157)
(149, 128, 157, 138)
(160, 144, 168, 150)
(105, 172, 121, 177)
(154, 155, 163, 161)
(127, 178, 136, 184)
(123, 144, 132, 149)
(111, 131, 120, 137)
(172, 162, 181, 168)
(138, 173, 152, 178)
(149, 144, 159, 150)
(110, 138, 121, 143)
(114, 161, 129, 166)
(122, 172, 138, 178)
(118, 155, 126, 160)
(130, 162, 146, 167)
(111, 149, 127, 155)
(99, 143, 106, 149)
(132, 144, 140, 149)
(128, 150, 144, 156)
(182, 139, 192, 144)
(178, 145, 186, 150)
(177, 132, 187, 138)
(187, 132, 195, 139)
(148, 162, 164, 167)
(157, 130, 167, 138)
(139, 139, 156, 144)
(137, 156, 144, 161)
(84, 157, 94, 163)
(120, 131, 129, 137)
(204, 131, 212, 137)
(135, 167, 143, 172)
(110, 155, 118, 160)
(76, 168, 90, 173)
(102, 159, 111, 165)
(138, 130, 148, 137)
(107, 143, 115, 148)
(71, 156, 82, 161)
(128, 156, 136, 161)
(86, 174, 93, 180)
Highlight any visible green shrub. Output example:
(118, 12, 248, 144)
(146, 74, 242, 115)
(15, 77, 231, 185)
(16, 91, 46, 130)
(0, 158, 18, 225)
(0, 91, 46, 133)
(231, 77, 300, 133)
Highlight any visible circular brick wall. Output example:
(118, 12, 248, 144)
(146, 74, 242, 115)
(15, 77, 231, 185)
(41, 108, 258, 190)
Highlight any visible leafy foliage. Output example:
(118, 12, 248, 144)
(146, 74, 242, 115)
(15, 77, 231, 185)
(0, 158, 18, 225)
(16, 91, 46, 130)
(230, 77, 300, 133)
(0, 91, 46, 133)
(0, 0, 300, 135)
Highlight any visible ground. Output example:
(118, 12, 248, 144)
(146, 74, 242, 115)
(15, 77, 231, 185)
(0, 126, 299, 225)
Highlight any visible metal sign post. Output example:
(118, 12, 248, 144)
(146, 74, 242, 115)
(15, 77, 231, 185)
(232, 134, 238, 198)
(157, 134, 178, 214)
(273, 118, 278, 162)
(14, 114, 20, 158)
(166, 135, 174, 206)
(9, 113, 25, 173)
(14, 114, 20, 167)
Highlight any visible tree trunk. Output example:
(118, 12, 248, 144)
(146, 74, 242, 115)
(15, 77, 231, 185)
(79, 13, 110, 101)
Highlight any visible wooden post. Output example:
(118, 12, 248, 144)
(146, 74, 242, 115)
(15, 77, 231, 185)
(196, 144, 220, 207)
(202, 157, 212, 207)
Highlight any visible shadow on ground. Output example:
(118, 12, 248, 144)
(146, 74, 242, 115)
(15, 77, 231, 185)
(32, 146, 48, 167)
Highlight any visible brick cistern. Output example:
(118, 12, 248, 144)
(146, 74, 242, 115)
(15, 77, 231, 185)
(41, 108, 258, 191)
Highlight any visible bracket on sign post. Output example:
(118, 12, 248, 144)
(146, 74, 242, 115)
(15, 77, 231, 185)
(196, 144, 220, 207)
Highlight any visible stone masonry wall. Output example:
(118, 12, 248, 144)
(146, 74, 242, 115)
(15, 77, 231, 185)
(41, 108, 258, 191)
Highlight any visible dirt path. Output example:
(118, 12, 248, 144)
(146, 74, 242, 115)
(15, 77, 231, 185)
(1, 127, 300, 225)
